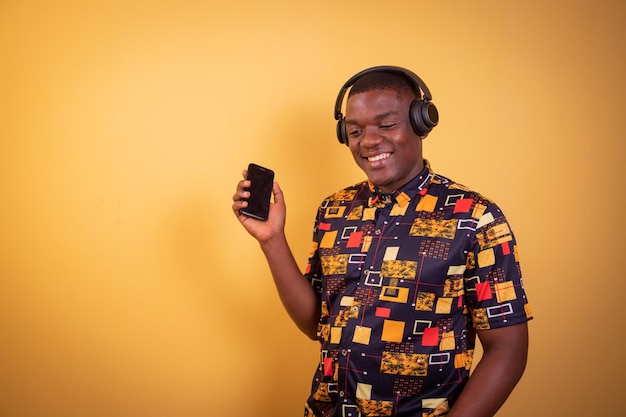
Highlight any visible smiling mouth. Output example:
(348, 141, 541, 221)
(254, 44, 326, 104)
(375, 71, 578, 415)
(367, 153, 391, 162)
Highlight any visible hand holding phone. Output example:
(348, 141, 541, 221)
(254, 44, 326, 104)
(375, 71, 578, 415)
(240, 163, 274, 221)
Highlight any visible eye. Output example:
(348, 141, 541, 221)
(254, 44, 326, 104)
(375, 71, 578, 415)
(348, 128, 362, 138)
(380, 123, 397, 129)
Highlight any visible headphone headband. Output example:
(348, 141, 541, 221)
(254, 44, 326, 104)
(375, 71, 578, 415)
(334, 66, 434, 121)
(333, 66, 439, 145)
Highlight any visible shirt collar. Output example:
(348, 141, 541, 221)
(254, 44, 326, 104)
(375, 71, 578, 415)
(366, 160, 433, 208)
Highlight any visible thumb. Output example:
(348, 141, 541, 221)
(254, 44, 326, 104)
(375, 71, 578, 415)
(272, 181, 284, 204)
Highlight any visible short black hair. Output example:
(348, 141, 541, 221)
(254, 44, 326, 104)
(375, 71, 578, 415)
(348, 70, 421, 100)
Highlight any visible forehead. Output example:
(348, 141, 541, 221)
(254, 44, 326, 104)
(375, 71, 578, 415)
(345, 89, 410, 119)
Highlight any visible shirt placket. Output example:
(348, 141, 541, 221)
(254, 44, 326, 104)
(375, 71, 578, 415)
(335, 200, 396, 407)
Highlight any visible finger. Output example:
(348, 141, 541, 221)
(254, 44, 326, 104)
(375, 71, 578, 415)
(232, 199, 248, 217)
(239, 180, 251, 192)
(232, 189, 249, 202)
(236, 178, 250, 188)
(232, 194, 242, 207)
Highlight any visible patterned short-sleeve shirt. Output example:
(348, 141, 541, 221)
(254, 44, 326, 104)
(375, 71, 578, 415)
(303, 161, 532, 417)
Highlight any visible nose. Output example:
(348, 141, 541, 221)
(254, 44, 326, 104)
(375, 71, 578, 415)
(360, 127, 383, 148)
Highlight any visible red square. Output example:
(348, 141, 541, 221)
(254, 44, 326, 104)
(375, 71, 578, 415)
(319, 222, 331, 231)
(453, 198, 473, 214)
(376, 307, 391, 318)
(422, 326, 439, 346)
(476, 282, 493, 301)
(323, 357, 334, 376)
(501, 241, 511, 255)
(347, 231, 363, 248)
(419, 188, 428, 196)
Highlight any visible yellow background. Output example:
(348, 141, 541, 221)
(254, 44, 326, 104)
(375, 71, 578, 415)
(1, 1, 625, 416)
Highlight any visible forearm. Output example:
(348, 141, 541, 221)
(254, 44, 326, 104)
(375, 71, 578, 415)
(260, 234, 321, 340)
(448, 324, 528, 417)
(232, 178, 320, 339)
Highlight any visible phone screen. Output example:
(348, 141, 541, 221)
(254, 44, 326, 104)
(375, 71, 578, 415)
(241, 163, 274, 221)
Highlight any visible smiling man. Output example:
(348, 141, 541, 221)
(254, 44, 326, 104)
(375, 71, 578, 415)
(343, 76, 426, 192)
(233, 66, 532, 417)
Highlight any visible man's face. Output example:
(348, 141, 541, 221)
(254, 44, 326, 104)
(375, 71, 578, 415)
(345, 88, 424, 193)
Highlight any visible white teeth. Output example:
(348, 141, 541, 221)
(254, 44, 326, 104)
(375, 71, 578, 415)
(368, 153, 391, 162)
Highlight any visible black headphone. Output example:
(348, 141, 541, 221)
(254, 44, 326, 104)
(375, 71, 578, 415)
(334, 65, 439, 145)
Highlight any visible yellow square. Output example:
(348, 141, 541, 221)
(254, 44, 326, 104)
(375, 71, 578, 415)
(383, 246, 399, 261)
(340, 296, 354, 307)
(320, 230, 338, 248)
(491, 223, 512, 241)
(447, 265, 466, 275)
(381, 320, 405, 343)
(416, 194, 438, 212)
(379, 286, 409, 303)
(477, 212, 495, 229)
(381, 259, 417, 279)
(422, 398, 446, 410)
(471, 203, 487, 220)
(396, 192, 410, 207)
(330, 327, 342, 344)
(495, 281, 516, 302)
(363, 207, 377, 221)
(324, 206, 346, 218)
(347, 205, 363, 221)
(477, 248, 495, 267)
(439, 330, 456, 351)
(333, 189, 358, 202)
(525, 303, 533, 318)
(443, 277, 464, 297)
(435, 297, 453, 314)
(353, 325, 372, 345)
(390, 202, 409, 216)
(321, 254, 348, 275)
(454, 353, 465, 369)
(362, 235, 372, 252)
(454, 352, 474, 370)
(415, 292, 435, 311)
(356, 383, 372, 400)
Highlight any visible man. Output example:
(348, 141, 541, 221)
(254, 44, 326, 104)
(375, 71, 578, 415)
(232, 66, 532, 417)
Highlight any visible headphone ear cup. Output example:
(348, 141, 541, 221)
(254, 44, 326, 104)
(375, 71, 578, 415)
(409, 100, 439, 136)
(336, 117, 349, 145)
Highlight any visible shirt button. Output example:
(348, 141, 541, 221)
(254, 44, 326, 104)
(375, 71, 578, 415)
(339, 391, 345, 397)
(374, 229, 381, 235)
(341, 349, 348, 356)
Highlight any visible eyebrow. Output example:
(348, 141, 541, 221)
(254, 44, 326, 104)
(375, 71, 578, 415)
(345, 110, 400, 125)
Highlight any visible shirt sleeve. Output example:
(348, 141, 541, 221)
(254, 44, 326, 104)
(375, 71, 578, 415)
(463, 202, 533, 330)
(304, 202, 325, 295)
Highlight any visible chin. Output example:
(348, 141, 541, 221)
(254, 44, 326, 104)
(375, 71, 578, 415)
(368, 176, 393, 190)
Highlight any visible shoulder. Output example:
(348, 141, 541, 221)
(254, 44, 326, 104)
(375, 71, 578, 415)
(428, 171, 511, 224)
(321, 180, 369, 205)
(429, 172, 498, 206)
(429, 172, 492, 200)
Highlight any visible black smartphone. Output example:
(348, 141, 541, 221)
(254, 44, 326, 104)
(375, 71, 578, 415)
(241, 163, 274, 221)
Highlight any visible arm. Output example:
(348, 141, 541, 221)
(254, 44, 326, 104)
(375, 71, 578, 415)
(448, 322, 529, 417)
(232, 173, 321, 339)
